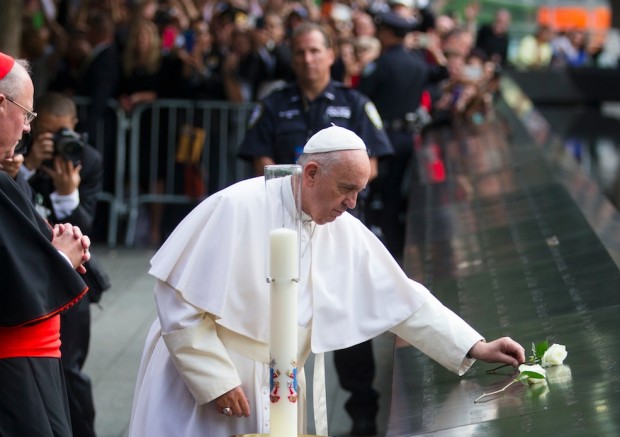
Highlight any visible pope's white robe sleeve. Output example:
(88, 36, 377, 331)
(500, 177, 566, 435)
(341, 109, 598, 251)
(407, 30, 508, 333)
(155, 280, 241, 404)
(389, 292, 483, 376)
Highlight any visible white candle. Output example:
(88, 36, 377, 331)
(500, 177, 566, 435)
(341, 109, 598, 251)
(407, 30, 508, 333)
(270, 228, 299, 279)
(269, 228, 298, 437)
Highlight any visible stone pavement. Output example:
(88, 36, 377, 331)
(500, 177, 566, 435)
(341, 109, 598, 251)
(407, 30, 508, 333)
(86, 245, 395, 437)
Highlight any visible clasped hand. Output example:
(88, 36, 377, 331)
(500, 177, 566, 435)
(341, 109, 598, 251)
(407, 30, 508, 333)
(52, 223, 90, 273)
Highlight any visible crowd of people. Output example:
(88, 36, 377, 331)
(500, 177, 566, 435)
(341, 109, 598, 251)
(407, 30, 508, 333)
(514, 24, 606, 70)
(19, 0, 511, 128)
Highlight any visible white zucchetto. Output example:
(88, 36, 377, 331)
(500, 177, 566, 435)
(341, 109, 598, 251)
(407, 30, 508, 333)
(302, 125, 367, 154)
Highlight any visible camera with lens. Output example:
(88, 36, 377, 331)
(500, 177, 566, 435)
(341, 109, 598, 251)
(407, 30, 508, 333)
(52, 128, 85, 166)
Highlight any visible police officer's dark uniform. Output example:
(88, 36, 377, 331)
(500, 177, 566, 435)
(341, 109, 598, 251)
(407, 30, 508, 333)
(357, 11, 440, 260)
(238, 78, 393, 436)
(238, 79, 392, 165)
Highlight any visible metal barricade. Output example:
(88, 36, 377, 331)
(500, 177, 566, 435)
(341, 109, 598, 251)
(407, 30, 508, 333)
(73, 97, 128, 247)
(124, 99, 256, 247)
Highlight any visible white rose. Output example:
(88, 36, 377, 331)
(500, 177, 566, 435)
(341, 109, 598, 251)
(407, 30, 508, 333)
(541, 343, 567, 367)
(519, 364, 547, 384)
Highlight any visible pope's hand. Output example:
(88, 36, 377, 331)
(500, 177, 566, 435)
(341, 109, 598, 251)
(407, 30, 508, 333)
(215, 386, 250, 418)
(468, 337, 526, 368)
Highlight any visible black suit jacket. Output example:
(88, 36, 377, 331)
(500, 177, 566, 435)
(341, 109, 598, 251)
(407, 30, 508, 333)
(26, 143, 109, 300)
(76, 43, 120, 192)
(77, 43, 121, 142)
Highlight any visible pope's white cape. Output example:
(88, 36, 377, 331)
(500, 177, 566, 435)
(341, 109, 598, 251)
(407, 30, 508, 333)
(132, 176, 482, 436)
(148, 176, 429, 353)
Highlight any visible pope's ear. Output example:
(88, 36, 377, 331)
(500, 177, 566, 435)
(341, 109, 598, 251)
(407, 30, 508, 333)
(303, 162, 319, 185)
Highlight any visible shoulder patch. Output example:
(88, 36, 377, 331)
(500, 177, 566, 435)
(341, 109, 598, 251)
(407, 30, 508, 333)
(247, 104, 263, 129)
(364, 102, 383, 130)
(362, 62, 377, 77)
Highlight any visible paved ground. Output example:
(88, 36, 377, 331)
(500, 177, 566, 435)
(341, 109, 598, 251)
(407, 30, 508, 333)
(86, 245, 395, 437)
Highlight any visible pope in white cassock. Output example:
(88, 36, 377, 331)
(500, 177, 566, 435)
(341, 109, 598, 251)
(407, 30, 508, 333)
(128, 126, 525, 436)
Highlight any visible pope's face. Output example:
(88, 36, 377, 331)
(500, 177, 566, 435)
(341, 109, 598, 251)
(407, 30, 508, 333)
(0, 71, 34, 161)
(302, 150, 370, 225)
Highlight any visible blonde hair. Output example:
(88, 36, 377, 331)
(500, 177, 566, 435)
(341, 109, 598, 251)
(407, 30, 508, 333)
(122, 19, 162, 77)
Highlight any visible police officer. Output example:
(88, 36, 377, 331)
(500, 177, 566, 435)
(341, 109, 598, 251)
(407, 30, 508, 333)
(238, 21, 392, 181)
(238, 21, 393, 436)
(358, 11, 444, 261)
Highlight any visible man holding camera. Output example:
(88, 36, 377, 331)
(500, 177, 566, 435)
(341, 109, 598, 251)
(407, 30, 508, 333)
(20, 91, 105, 437)
(22, 92, 101, 228)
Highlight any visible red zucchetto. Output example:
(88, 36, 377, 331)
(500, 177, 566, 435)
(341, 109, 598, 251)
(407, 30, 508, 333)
(0, 52, 15, 80)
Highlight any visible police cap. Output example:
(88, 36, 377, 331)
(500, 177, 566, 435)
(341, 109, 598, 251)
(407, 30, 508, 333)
(374, 11, 419, 36)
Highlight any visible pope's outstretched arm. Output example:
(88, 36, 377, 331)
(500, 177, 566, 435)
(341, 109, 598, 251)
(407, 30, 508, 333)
(389, 292, 525, 374)
(154, 280, 250, 416)
(389, 292, 483, 375)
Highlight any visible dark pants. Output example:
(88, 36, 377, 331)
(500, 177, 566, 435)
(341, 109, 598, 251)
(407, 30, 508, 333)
(334, 340, 379, 420)
(60, 296, 96, 437)
(378, 130, 418, 260)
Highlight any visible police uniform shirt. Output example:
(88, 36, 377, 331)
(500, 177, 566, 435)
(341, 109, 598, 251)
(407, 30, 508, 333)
(358, 45, 430, 122)
(238, 80, 393, 164)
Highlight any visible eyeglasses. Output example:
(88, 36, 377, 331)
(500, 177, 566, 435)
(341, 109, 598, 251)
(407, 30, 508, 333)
(5, 96, 37, 124)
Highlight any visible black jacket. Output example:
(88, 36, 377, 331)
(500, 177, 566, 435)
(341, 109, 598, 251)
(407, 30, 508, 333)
(0, 172, 87, 326)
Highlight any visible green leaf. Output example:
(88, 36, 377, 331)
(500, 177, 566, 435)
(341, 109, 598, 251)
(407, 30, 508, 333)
(534, 340, 550, 361)
(521, 370, 546, 380)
